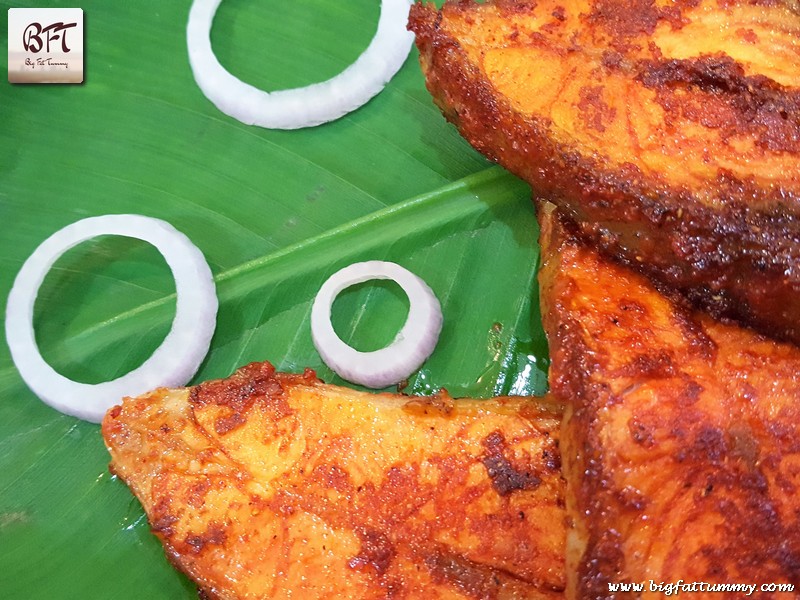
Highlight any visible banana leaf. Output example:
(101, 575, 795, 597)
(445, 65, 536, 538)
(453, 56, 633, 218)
(0, 1, 547, 597)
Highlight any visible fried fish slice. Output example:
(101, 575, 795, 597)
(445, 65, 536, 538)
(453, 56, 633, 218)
(537, 201, 800, 599)
(409, 0, 800, 345)
(102, 363, 566, 599)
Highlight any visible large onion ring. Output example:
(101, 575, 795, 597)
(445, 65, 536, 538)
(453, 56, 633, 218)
(186, 0, 415, 129)
(4, 215, 218, 423)
(311, 261, 442, 388)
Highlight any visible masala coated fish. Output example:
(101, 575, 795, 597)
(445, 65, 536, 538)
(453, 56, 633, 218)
(537, 201, 800, 599)
(409, 0, 800, 345)
(102, 362, 566, 599)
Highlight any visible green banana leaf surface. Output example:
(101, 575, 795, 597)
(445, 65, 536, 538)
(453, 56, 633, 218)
(0, 1, 548, 597)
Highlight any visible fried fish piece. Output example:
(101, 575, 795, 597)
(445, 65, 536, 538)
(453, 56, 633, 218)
(537, 201, 800, 598)
(102, 363, 566, 599)
(409, 0, 800, 345)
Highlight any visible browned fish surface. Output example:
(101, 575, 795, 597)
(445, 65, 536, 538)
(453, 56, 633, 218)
(409, 0, 800, 345)
(537, 201, 800, 599)
(102, 362, 566, 599)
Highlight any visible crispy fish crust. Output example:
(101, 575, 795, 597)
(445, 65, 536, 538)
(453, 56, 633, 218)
(102, 363, 566, 599)
(537, 201, 800, 599)
(409, 0, 800, 345)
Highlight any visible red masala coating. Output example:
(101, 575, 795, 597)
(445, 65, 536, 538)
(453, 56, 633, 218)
(409, 0, 800, 345)
(538, 202, 800, 599)
(102, 363, 566, 599)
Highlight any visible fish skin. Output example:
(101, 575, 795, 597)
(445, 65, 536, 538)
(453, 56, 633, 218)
(409, 0, 800, 345)
(102, 362, 566, 600)
(537, 201, 800, 599)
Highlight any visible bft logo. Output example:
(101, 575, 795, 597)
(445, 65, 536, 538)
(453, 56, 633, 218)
(8, 8, 84, 84)
(23, 21, 78, 54)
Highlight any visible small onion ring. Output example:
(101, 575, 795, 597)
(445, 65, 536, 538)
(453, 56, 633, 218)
(311, 261, 442, 388)
(4, 215, 218, 423)
(186, 0, 415, 129)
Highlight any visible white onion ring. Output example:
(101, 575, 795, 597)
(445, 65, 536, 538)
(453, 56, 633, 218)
(311, 261, 442, 388)
(186, 0, 415, 129)
(4, 215, 218, 423)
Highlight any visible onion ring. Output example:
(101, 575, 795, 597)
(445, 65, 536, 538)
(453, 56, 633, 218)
(311, 261, 442, 388)
(186, 0, 415, 129)
(4, 215, 218, 423)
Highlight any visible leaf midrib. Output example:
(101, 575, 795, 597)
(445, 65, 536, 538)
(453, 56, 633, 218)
(0, 165, 522, 381)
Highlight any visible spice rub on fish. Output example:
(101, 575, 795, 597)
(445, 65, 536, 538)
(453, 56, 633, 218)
(102, 362, 566, 599)
(537, 202, 800, 599)
(409, 0, 800, 345)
